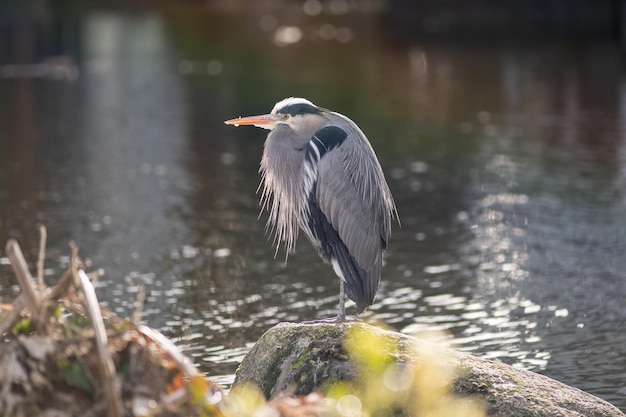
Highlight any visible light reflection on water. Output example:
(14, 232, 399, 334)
(1, 5, 626, 411)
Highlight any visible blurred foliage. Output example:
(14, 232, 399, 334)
(222, 325, 485, 417)
(330, 325, 484, 417)
(11, 317, 35, 335)
(52, 360, 96, 397)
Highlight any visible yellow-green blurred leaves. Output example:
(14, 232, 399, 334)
(332, 325, 485, 417)
(221, 384, 267, 417)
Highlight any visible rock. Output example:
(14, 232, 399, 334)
(232, 321, 624, 417)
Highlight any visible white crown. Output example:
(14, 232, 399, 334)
(271, 97, 316, 114)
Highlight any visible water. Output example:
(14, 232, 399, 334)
(1, 3, 625, 409)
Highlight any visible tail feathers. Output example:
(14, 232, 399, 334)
(332, 245, 379, 313)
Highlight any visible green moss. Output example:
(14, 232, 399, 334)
(292, 343, 315, 370)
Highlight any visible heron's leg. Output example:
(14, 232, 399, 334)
(301, 281, 355, 323)
(337, 280, 346, 320)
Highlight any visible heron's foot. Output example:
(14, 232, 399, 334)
(301, 316, 360, 324)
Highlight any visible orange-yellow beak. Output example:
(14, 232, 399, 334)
(224, 114, 277, 129)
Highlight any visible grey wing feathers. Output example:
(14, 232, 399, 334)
(315, 127, 395, 308)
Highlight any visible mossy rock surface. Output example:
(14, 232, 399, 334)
(232, 321, 624, 417)
(232, 322, 360, 398)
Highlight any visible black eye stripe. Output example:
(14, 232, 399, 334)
(278, 103, 321, 116)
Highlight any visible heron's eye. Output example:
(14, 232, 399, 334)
(275, 114, 291, 124)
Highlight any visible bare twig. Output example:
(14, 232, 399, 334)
(0, 266, 75, 336)
(75, 269, 122, 417)
(69, 241, 80, 287)
(138, 325, 227, 411)
(37, 224, 47, 292)
(5, 238, 48, 335)
(0, 293, 25, 335)
(137, 325, 199, 377)
(132, 284, 146, 327)
(45, 268, 73, 301)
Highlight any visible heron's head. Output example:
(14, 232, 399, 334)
(224, 97, 327, 133)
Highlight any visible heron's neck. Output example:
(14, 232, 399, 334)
(258, 128, 309, 255)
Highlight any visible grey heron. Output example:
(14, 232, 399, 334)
(225, 97, 397, 320)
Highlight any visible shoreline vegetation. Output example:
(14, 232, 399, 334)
(0, 234, 224, 417)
